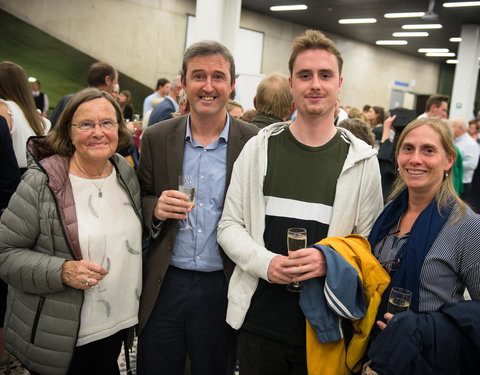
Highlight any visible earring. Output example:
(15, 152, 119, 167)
(445, 172, 449, 177)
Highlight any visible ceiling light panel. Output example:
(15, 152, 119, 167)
(384, 12, 425, 18)
(402, 24, 443, 29)
(443, 2, 480, 7)
(426, 52, 456, 57)
(393, 32, 429, 37)
(446, 60, 459, 64)
(449, 37, 462, 42)
(376, 40, 408, 45)
(270, 5, 308, 11)
(338, 18, 377, 24)
(418, 48, 450, 53)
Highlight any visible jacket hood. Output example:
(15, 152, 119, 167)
(26, 136, 56, 170)
(258, 122, 378, 162)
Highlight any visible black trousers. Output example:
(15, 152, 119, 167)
(237, 330, 307, 375)
(137, 266, 235, 375)
(29, 329, 124, 375)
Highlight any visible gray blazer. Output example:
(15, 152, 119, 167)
(137, 114, 258, 334)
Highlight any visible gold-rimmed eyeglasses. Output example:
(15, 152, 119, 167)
(71, 120, 118, 132)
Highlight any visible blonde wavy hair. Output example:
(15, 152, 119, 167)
(389, 117, 466, 218)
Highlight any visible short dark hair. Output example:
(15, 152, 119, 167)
(155, 78, 170, 90)
(289, 29, 343, 77)
(425, 94, 449, 113)
(181, 40, 235, 85)
(45, 88, 131, 156)
(87, 62, 116, 88)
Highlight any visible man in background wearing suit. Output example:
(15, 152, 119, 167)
(136, 40, 259, 375)
(147, 76, 182, 126)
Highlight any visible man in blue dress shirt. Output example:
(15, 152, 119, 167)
(147, 76, 182, 126)
(136, 40, 258, 375)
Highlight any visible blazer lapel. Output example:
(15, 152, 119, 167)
(225, 118, 247, 193)
(166, 116, 187, 189)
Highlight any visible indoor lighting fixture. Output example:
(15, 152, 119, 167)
(338, 18, 377, 24)
(402, 24, 443, 29)
(443, 2, 480, 7)
(376, 40, 408, 45)
(449, 37, 462, 42)
(270, 4, 307, 11)
(446, 60, 459, 64)
(426, 52, 456, 57)
(393, 32, 429, 37)
(418, 48, 449, 53)
(384, 12, 425, 18)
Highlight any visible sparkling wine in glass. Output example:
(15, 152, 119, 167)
(179, 175, 195, 230)
(387, 287, 412, 314)
(286, 227, 307, 292)
(87, 234, 106, 291)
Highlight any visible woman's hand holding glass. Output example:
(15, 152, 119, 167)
(61, 259, 108, 290)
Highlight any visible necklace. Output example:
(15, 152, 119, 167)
(90, 176, 108, 198)
(72, 156, 110, 198)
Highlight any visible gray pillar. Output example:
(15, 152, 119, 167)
(450, 24, 480, 120)
(194, 0, 241, 52)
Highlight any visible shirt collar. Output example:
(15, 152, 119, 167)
(185, 113, 231, 143)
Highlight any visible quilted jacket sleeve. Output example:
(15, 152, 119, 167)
(0, 170, 67, 294)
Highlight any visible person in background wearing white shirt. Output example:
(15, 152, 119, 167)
(451, 117, 480, 205)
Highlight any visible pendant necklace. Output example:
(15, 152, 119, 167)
(72, 156, 110, 198)
(90, 176, 108, 198)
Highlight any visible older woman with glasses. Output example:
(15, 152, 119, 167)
(368, 117, 480, 326)
(0, 88, 143, 374)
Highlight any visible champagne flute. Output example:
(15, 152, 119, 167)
(87, 234, 106, 291)
(179, 175, 195, 230)
(387, 287, 412, 314)
(286, 227, 307, 292)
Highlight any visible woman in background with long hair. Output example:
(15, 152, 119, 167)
(0, 61, 51, 172)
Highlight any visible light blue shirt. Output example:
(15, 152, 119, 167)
(142, 91, 161, 116)
(170, 114, 230, 272)
(165, 95, 179, 113)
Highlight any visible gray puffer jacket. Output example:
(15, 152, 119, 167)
(0, 137, 142, 374)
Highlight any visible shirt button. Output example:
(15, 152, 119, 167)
(203, 149, 207, 152)
(199, 203, 203, 207)
(157, 277, 162, 283)
(200, 175, 204, 179)
(198, 229, 202, 233)
(196, 256, 200, 260)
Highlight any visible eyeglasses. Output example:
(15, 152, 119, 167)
(71, 120, 118, 132)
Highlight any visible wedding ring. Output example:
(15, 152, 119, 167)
(85, 278, 90, 286)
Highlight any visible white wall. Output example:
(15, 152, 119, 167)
(0, 0, 440, 109)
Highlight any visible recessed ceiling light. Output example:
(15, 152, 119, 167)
(270, 4, 308, 11)
(443, 2, 480, 7)
(384, 12, 425, 18)
(402, 24, 443, 29)
(449, 37, 462, 42)
(418, 48, 450, 53)
(446, 59, 459, 64)
(376, 40, 408, 45)
(338, 18, 377, 24)
(426, 52, 456, 57)
(393, 32, 429, 37)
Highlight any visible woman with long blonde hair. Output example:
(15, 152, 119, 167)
(369, 117, 479, 323)
(0, 61, 50, 171)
